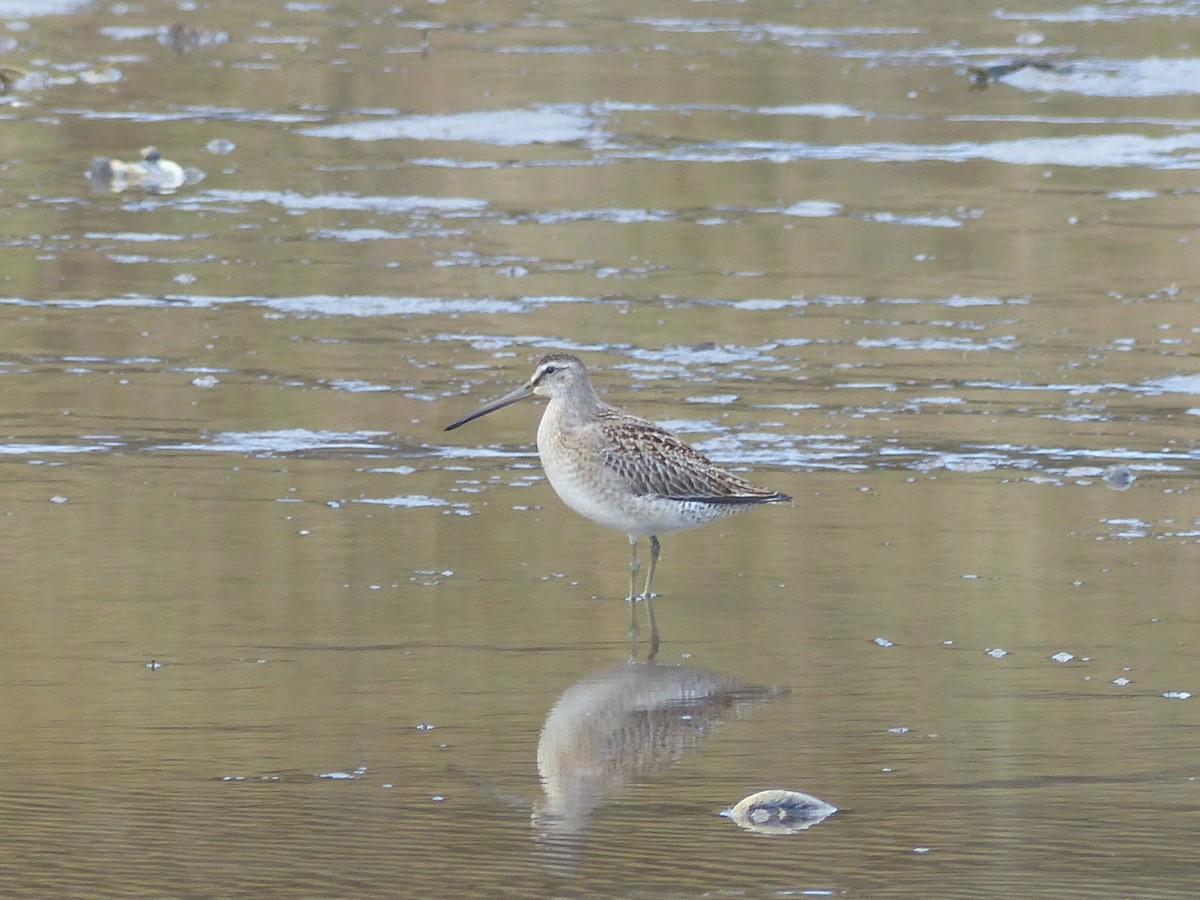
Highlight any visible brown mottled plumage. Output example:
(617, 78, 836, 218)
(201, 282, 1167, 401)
(597, 410, 783, 502)
(445, 353, 790, 656)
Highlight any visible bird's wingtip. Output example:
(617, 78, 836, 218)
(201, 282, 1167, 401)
(665, 490, 791, 505)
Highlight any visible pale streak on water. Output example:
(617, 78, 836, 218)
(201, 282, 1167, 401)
(1, 0, 1199, 897)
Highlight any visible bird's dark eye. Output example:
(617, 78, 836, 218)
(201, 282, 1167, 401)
(543, 365, 557, 375)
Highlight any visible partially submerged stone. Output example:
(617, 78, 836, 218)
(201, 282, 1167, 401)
(721, 789, 837, 835)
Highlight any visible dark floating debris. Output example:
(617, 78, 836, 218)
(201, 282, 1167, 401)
(967, 57, 1065, 88)
(1103, 465, 1135, 491)
(720, 788, 838, 835)
(158, 23, 230, 53)
(85, 145, 203, 194)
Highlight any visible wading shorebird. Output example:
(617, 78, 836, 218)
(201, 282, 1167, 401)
(444, 353, 790, 656)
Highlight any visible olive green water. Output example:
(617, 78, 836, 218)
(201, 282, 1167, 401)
(1, 1, 1199, 897)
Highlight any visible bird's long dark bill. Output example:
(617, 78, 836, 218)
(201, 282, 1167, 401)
(444, 382, 535, 431)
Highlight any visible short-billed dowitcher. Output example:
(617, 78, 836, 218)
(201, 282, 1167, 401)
(445, 353, 790, 655)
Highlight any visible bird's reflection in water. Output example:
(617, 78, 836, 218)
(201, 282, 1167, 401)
(533, 658, 784, 843)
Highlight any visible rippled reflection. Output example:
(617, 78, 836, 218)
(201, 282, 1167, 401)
(534, 659, 784, 839)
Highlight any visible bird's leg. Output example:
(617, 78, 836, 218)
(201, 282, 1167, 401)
(627, 535, 640, 603)
(643, 535, 661, 659)
(627, 535, 641, 656)
(640, 535, 660, 601)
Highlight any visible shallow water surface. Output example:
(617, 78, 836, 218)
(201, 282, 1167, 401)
(1, 0, 1199, 897)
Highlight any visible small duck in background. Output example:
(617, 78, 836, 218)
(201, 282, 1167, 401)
(86, 146, 187, 194)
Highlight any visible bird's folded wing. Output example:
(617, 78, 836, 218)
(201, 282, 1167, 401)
(598, 417, 782, 502)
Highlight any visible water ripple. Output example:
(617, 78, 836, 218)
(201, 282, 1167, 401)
(154, 429, 389, 455)
(610, 133, 1200, 170)
(299, 103, 599, 145)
